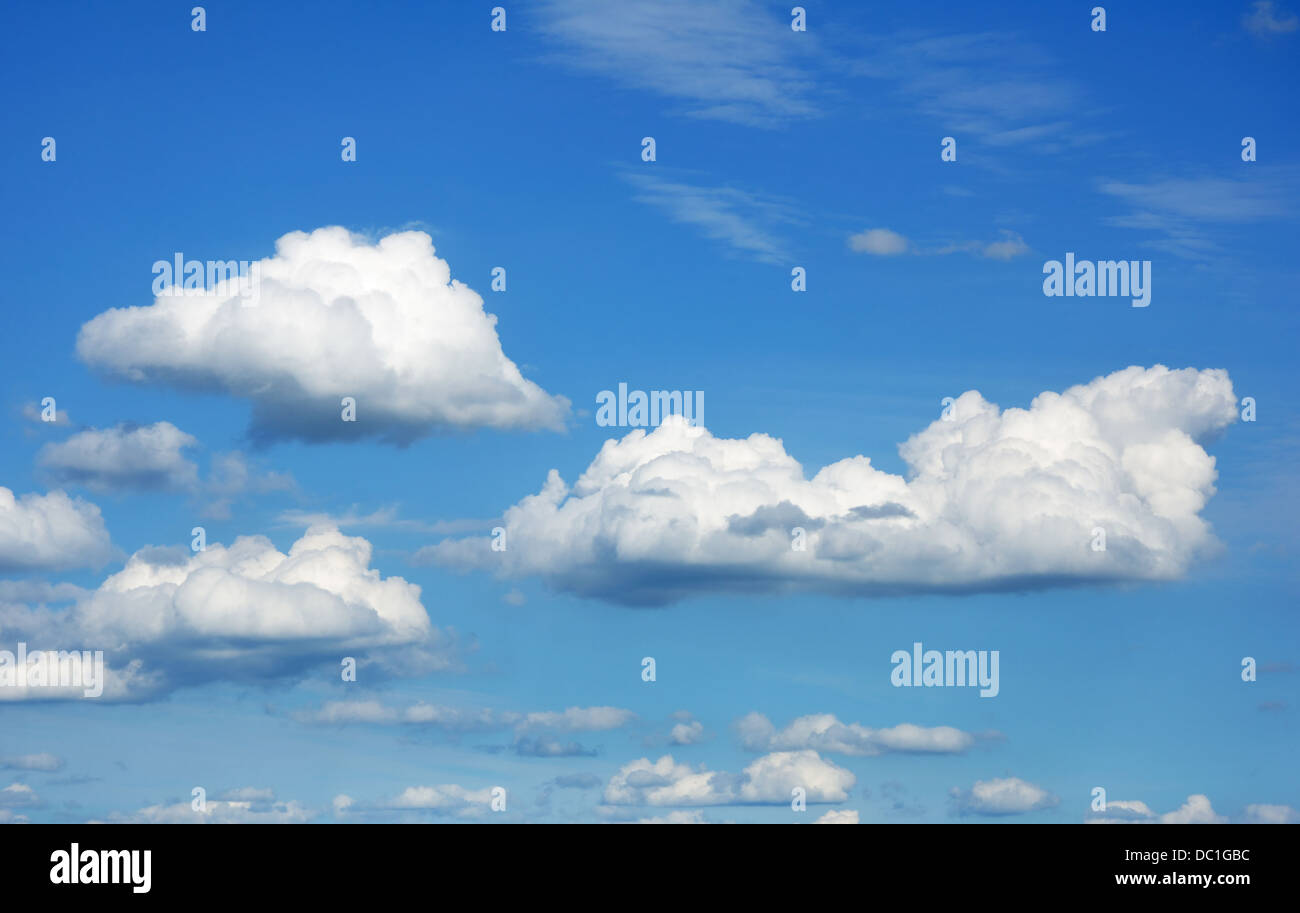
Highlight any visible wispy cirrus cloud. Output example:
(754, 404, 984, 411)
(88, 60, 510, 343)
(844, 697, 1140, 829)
(1098, 169, 1300, 260)
(849, 31, 1103, 153)
(1244, 1, 1299, 36)
(623, 171, 802, 263)
(534, 0, 819, 127)
(295, 699, 637, 758)
(736, 712, 990, 757)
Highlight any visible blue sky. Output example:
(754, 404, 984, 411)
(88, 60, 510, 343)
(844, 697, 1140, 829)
(0, 0, 1296, 824)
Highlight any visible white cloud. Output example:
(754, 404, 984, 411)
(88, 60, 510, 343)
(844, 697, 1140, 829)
(341, 784, 499, 818)
(0, 488, 113, 573)
(1089, 795, 1290, 824)
(295, 699, 634, 757)
(736, 712, 978, 756)
(950, 777, 1059, 816)
(815, 809, 859, 824)
(671, 719, 706, 745)
(604, 750, 854, 806)
(515, 706, 635, 733)
(969, 230, 1030, 260)
(1245, 1, 1298, 36)
(850, 228, 1030, 259)
(38, 422, 198, 492)
(22, 402, 70, 426)
(76, 227, 568, 444)
(0, 783, 39, 808)
(431, 365, 1236, 604)
(1158, 794, 1228, 824)
(848, 228, 910, 255)
(0, 525, 451, 700)
(1243, 803, 1299, 824)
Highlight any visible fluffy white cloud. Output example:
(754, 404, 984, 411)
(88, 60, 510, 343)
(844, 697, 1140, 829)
(433, 366, 1236, 604)
(1089, 795, 1291, 824)
(605, 750, 854, 806)
(76, 227, 569, 444)
(950, 777, 1059, 816)
(0, 525, 450, 700)
(1158, 794, 1228, 824)
(848, 227, 910, 255)
(671, 719, 706, 745)
(737, 712, 977, 756)
(815, 809, 859, 824)
(37, 422, 198, 492)
(0, 488, 113, 572)
(0, 783, 39, 808)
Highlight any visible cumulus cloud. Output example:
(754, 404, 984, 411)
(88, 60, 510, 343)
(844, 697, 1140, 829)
(671, 719, 706, 745)
(1088, 795, 1294, 824)
(0, 783, 40, 809)
(1088, 794, 1227, 824)
(431, 366, 1236, 604)
(38, 422, 198, 492)
(0, 488, 113, 573)
(1157, 794, 1228, 824)
(815, 809, 859, 824)
(604, 751, 854, 806)
(950, 777, 1059, 816)
(76, 227, 569, 445)
(736, 712, 979, 756)
(0, 525, 451, 701)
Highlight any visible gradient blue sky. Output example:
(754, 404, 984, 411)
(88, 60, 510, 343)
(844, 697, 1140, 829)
(0, 0, 1296, 824)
